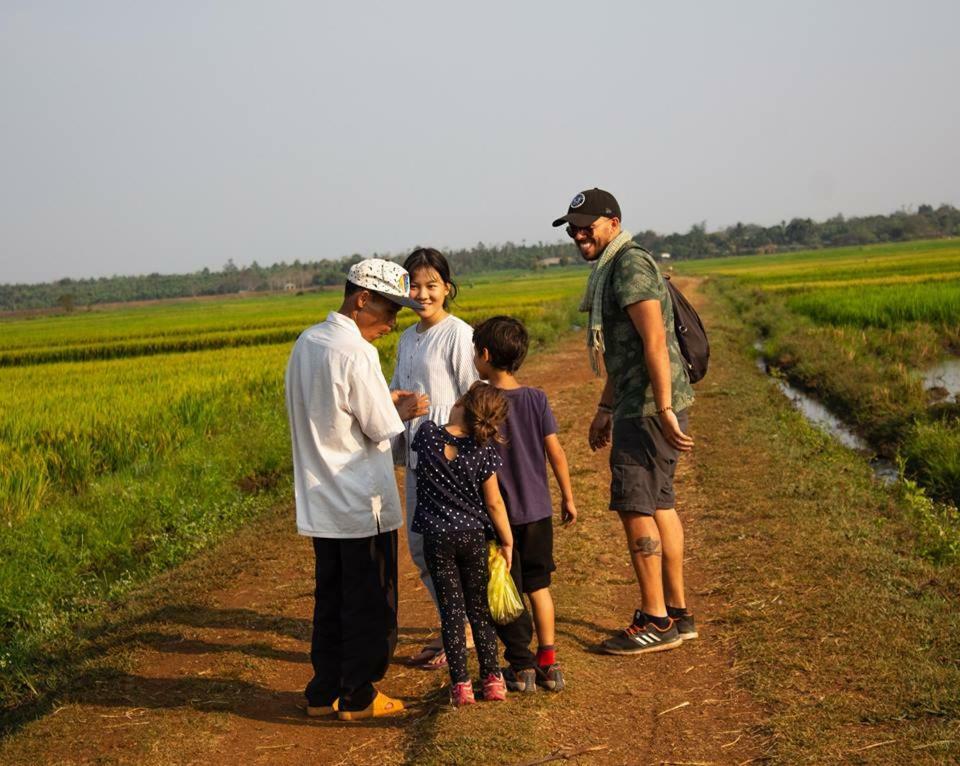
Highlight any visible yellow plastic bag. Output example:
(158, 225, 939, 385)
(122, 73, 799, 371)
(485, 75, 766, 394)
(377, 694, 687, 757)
(487, 540, 524, 625)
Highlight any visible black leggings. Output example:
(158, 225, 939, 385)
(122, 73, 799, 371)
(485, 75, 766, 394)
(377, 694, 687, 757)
(423, 530, 500, 685)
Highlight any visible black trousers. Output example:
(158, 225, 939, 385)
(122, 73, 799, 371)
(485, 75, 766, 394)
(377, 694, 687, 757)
(494, 542, 537, 671)
(305, 531, 398, 711)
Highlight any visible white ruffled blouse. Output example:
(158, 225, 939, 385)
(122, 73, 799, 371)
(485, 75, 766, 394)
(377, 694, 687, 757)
(390, 314, 478, 468)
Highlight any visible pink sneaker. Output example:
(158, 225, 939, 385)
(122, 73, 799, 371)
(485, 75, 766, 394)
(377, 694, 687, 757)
(450, 680, 475, 707)
(482, 672, 507, 701)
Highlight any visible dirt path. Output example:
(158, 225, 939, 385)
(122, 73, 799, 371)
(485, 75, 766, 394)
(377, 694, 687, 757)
(1, 281, 770, 765)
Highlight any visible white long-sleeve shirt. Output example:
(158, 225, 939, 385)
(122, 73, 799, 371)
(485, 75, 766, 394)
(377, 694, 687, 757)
(285, 311, 404, 538)
(390, 314, 478, 469)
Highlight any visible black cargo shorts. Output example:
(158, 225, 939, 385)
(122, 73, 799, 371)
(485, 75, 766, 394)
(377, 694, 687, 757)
(609, 409, 689, 515)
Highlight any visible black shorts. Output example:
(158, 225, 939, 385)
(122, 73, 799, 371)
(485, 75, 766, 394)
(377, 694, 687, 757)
(510, 517, 555, 593)
(609, 409, 689, 516)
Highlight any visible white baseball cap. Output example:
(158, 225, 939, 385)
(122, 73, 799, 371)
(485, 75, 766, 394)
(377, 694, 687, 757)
(346, 258, 421, 310)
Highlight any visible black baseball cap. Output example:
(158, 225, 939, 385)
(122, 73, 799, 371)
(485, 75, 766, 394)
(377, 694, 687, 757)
(552, 188, 621, 227)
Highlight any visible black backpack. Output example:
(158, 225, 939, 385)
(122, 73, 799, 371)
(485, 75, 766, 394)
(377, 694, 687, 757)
(663, 273, 709, 384)
(614, 246, 710, 384)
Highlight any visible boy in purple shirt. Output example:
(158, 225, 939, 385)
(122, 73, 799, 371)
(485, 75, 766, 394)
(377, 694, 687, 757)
(472, 316, 578, 692)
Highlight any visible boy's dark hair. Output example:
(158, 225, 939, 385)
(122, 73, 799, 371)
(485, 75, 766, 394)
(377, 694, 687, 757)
(473, 316, 528, 373)
(403, 247, 458, 310)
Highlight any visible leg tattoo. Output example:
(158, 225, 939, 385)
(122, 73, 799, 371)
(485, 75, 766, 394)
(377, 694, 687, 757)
(632, 536, 662, 558)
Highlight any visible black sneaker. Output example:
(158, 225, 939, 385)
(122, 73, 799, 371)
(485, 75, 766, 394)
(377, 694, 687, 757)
(535, 663, 565, 692)
(673, 611, 698, 641)
(502, 666, 537, 693)
(601, 611, 682, 655)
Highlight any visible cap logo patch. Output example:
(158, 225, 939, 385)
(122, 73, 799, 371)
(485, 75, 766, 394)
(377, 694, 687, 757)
(398, 272, 409, 294)
(570, 193, 585, 209)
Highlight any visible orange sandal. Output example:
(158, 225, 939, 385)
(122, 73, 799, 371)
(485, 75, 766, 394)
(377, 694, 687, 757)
(338, 691, 405, 721)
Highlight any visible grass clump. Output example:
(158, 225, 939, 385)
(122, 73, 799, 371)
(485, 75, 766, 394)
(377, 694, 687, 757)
(902, 420, 960, 510)
(785, 280, 960, 328)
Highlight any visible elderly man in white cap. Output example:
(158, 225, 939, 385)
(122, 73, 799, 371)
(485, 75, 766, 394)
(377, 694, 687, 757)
(285, 258, 428, 721)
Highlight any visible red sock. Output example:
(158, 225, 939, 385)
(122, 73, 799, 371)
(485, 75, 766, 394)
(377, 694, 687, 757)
(537, 646, 555, 667)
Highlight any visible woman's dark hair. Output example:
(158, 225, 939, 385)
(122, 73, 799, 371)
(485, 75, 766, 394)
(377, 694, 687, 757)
(472, 316, 529, 373)
(403, 247, 458, 310)
(460, 381, 509, 447)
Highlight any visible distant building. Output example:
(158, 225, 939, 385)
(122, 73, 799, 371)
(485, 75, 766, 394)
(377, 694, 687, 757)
(659, 252, 672, 260)
(537, 257, 562, 267)
(284, 282, 297, 292)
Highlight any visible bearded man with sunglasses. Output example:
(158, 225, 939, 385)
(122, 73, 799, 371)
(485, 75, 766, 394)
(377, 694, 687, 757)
(552, 188, 698, 655)
(285, 258, 429, 720)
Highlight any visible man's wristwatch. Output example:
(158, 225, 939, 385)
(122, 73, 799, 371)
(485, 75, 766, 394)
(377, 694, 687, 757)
(597, 403, 613, 414)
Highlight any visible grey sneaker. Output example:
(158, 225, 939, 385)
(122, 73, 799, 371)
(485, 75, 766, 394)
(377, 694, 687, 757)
(601, 611, 682, 655)
(535, 663, 565, 692)
(503, 666, 537, 693)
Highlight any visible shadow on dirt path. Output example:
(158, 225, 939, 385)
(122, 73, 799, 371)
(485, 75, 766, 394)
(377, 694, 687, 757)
(0, 280, 770, 765)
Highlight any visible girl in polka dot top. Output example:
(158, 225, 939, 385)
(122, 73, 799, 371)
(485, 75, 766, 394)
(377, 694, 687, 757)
(411, 381, 515, 706)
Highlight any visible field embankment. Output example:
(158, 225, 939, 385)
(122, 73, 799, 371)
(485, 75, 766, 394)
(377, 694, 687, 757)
(678, 238, 960, 534)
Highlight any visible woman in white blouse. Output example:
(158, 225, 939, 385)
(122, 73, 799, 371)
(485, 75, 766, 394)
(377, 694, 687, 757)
(391, 248, 478, 669)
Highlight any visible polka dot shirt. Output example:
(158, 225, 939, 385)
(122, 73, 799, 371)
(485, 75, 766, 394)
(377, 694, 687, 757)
(410, 420, 501, 539)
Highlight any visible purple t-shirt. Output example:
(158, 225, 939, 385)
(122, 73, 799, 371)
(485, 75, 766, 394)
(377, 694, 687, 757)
(495, 387, 558, 525)
(411, 420, 501, 538)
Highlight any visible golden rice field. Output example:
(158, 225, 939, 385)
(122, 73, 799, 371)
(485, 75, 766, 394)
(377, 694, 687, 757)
(689, 238, 960, 286)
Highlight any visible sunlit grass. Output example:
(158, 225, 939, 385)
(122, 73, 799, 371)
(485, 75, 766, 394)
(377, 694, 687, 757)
(677, 238, 960, 288)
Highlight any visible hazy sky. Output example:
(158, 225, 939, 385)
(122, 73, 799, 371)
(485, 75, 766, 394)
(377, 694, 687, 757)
(1, 1, 958, 285)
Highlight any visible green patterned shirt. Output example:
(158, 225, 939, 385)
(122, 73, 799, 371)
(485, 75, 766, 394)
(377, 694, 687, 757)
(601, 245, 696, 420)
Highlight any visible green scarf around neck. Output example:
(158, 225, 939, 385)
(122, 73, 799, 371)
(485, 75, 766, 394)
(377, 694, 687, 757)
(578, 229, 634, 377)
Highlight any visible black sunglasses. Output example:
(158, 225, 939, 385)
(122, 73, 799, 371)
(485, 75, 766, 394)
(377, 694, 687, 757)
(565, 220, 605, 239)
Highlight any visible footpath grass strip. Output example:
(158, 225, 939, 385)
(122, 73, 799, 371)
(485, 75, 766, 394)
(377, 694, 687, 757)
(689, 278, 960, 763)
(392, 325, 767, 765)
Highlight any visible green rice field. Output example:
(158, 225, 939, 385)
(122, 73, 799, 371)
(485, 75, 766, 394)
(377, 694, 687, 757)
(0, 267, 587, 707)
(678, 238, 960, 538)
